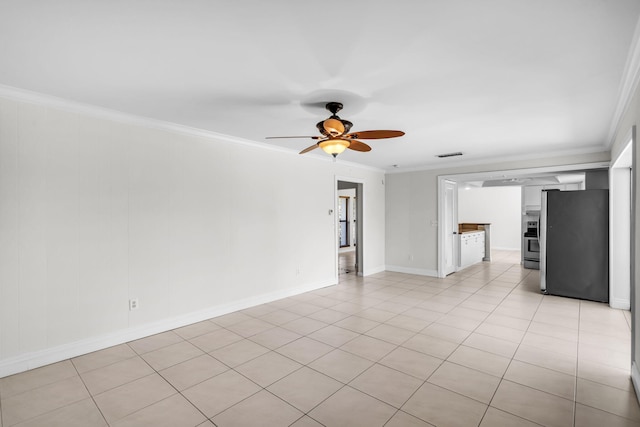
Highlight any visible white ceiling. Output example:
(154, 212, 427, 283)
(1, 1, 640, 171)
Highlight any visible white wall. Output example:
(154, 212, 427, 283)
(0, 94, 386, 376)
(458, 187, 521, 250)
(609, 56, 640, 396)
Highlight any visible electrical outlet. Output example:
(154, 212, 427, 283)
(409, 255, 414, 261)
(129, 298, 139, 311)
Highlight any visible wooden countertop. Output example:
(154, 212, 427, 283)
(458, 223, 491, 233)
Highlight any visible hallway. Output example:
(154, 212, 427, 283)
(339, 250, 356, 276)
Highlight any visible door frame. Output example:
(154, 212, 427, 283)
(610, 130, 633, 309)
(437, 178, 458, 277)
(335, 177, 364, 279)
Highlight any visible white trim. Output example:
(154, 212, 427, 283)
(0, 84, 386, 174)
(610, 297, 631, 311)
(613, 128, 635, 167)
(438, 162, 610, 182)
(607, 16, 640, 148)
(492, 246, 520, 251)
(363, 265, 386, 276)
(384, 147, 609, 174)
(333, 181, 340, 284)
(0, 85, 279, 151)
(610, 149, 632, 311)
(385, 265, 439, 278)
(632, 362, 640, 406)
(438, 177, 445, 278)
(335, 176, 366, 185)
(0, 84, 610, 176)
(0, 278, 334, 378)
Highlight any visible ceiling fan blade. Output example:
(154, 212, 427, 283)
(347, 140, 371, 152)
(266, 136, 321, 140)
(299, 144, 319, 154)
(344, 130, 405, 140)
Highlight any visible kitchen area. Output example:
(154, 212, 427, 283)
(449, 158, 632, 312)
(519, 170, 610, 302)
(457, 222, 491, 269)
(457, 169, 611, 303)
(520, 179, 585, 271)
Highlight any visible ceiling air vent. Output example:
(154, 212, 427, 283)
(436, 152, 463, 158)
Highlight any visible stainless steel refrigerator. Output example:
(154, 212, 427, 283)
(539, 189, 609, 302)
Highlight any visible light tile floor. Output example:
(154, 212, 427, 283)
(1, 250, 638, 426)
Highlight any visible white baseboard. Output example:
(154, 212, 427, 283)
(0, 279, 335, 378)
(492, 246, 520, 251)
(385, 265, 439, 278)
(610, 297, 631, 310)
(632, 362, 640, 406)
(363, 265, 386, 276)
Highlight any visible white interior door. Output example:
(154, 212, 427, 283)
(444, 180, 457, 275)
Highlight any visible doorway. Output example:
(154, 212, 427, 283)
(337, 179, 363, 279)
(436, 161, 611, 278)
(610, 135, 633, 309)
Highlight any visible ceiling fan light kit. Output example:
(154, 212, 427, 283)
(266, 102, 405, 159)
(319, 138, 350, 157)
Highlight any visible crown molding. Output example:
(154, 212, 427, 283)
(0, 83, 603, 177)
(384, 146, 610, 175)
(0, 84, 290, 150)
(607, 16, 640, 147)
(0, 84, 385, 173)
(437, 161, 610, 183)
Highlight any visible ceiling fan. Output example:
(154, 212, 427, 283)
(266, 102, 405, 158)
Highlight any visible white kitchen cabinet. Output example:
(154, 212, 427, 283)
(459, 231, 485, 269)
(522, 183, 582, 213)
(564, 183, 581, 191)
(523, 185, 543, 210)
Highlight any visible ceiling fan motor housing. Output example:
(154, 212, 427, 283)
(326, 102, 343, 115)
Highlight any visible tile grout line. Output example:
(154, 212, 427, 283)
(69, 358, 110, 427)
(420, 270, 533, 426)
(375, 264, 536, 426)
(202, 258, 516, 422)
(4, 252, 635, 426)
(477, 273, 548, 427)
(123, 341, 212, 426)
(573, 301, 582, 427)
